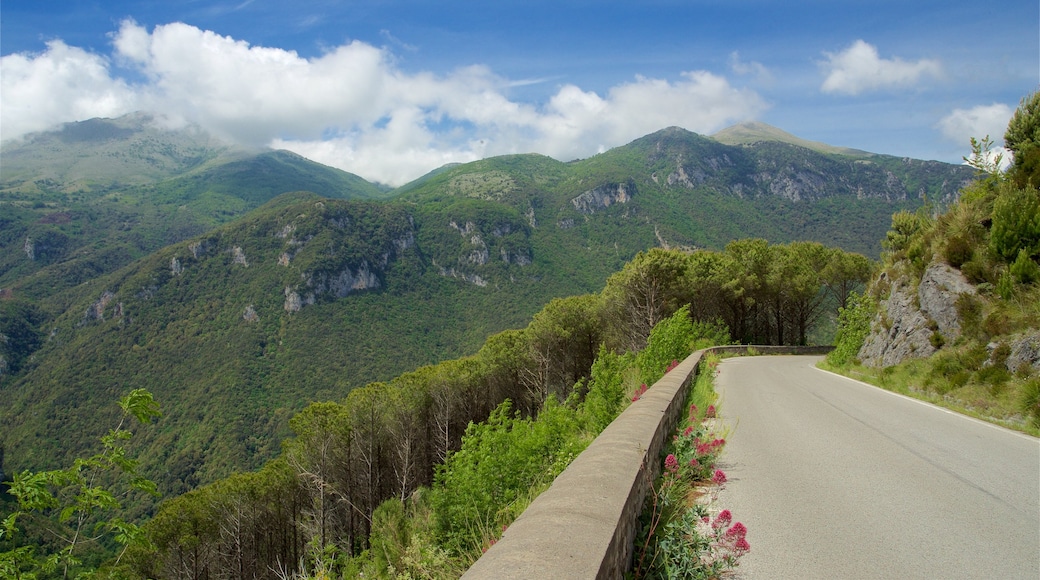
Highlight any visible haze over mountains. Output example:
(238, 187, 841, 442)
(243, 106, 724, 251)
(0, 113, 975, 492)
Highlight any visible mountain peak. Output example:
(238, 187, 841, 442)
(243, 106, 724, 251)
(712, 121, 870, 157)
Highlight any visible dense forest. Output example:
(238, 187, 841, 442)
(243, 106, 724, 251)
(2, 240, 872, 578)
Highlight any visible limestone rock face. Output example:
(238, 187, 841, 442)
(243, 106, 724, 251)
(858, 272, 935, 367)
(1007, 333, 1040, 373)
(571, 181, 635, 214)
(858, 262, 979, 367)
(917, 262, 976, 344)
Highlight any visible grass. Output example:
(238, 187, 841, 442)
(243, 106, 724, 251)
(817, 358, 1040, 437)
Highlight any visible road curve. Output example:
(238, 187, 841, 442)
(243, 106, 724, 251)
(714, 355, 1040, 580)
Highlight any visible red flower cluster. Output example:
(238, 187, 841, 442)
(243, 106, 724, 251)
(631, 383, 649, 402)
(712, 469, 728, 485)
(725, 521, 750, 554)
(665, 359, 680, 373)
(664, 453, 679, 474)
(712, 509, 732, 529)
(705, 404, 716, 418)
(695, 437, 725, 457)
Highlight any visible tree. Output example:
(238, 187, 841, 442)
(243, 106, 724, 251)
(1, 389, 161, 578)
(603, 249, 692, 351)
(1005, 90, 1040, 188)
(286, 401, 352, 554)
(990, 185, 1040, 262)
(820, 249, 875, 311)
(524, 294, 605, 402)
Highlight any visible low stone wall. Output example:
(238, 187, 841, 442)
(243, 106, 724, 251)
(461, 345, 831, 579)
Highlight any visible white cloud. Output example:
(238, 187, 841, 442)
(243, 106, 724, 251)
(938, 103, 1014, 168)
(938, 103, 1013, 144)
(820, 40, 942, 95)
(729, 52, 772, 84)
(1, 20, 768, 186)
(0, 40, 138, 140)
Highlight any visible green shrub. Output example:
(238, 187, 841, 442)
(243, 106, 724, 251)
(1020, 379, 1040, 428)
(636, 307, 690, 386)
(990, 186, 1040, 262)
(580, 347, 633, 434)
(1010, 249, 1040, 285)
(827, 291, 875, 367)
(944, 234, 974, 268)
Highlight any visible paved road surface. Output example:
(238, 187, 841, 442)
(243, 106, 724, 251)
(714, 355, 1040, 579)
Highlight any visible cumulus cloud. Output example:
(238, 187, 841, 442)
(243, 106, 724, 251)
(820, 40, 941, 95)
(938, 103, 1013, 144)
(1, 19, 768, 185)
(0, 40, 138, 139)
(938, 103, 1014, 168)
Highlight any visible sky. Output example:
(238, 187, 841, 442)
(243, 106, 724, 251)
(1, 0, 1037, 186)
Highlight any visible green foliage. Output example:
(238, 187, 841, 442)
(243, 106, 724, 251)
(0, 389, 161, 578)
(990, 186, 1040, 262)
(429, 398, 586, 557)
(1020, 379, 1040, 428)
(637, 305, 698, 386)
(1010, 249, 1040, 285)
(1005, 90, 1040, 188)
(827, 291, 877, 367)
(579, 346, 634, 434)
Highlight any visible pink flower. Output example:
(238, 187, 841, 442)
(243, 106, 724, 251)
(683, 425, 694, 437)
(689, 404, 698, 416)
(726, 522, 747, 539)
(706, 404, 716, 418)
(712, 469, 727, 485)
(712, 509, 732, 529)
(734, 536, 751, 553)
(664, 454, 679, 473)
(689, 458, 700, 469)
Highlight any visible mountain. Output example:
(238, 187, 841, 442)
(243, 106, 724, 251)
(0, 121, 977, 494)
(396, 126, 973, 257)
(1, 114, 388, 300)
(712, 121, 870, 157)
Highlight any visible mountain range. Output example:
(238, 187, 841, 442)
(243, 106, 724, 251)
(0, 113, 976, 493)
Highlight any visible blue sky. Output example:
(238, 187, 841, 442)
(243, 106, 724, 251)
(2, 0, 1037, 185)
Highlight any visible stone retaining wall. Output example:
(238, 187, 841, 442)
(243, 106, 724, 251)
(461, 346, 832, 579)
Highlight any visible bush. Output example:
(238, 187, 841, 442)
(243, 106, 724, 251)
(827, 291, 875, 367)
(1020, 379, 1040, 428)
(1010, 249, 1040, 285)
(990, 186, 1040, 263)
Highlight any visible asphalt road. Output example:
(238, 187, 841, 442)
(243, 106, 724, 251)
(713, 355, 1040, 580)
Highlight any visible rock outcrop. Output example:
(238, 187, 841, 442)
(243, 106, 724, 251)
(571, 181, 635, 214)
(1006, 333, 1040, 373)
(858, 262, 977, 368)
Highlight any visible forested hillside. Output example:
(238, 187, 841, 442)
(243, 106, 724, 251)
(0, 117, 971, 514)
(0, 238, 871, 577)
(1, 114, 388, 301)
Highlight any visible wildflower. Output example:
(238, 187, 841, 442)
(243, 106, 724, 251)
(706, 404, 716, 418)
(716, 509, 732, 524)
(734, 536, 751, 553)
(683, 425, 694, 437)
(725, 522, 747, 539)
(712, 469, 728, 485)
(689, 458, 700, 470)
(664, 454, 679, 473)
(689, 403, 698, 417)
